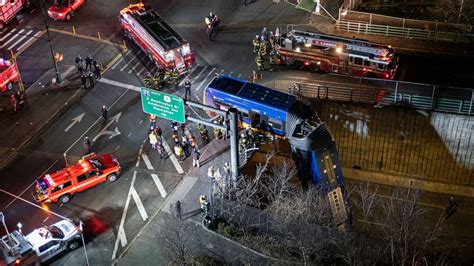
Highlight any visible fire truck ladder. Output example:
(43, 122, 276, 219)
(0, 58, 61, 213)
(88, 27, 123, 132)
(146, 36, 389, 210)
(289, 29, 390, 57)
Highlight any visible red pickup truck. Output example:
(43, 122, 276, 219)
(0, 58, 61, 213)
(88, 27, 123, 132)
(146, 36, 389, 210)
(48, 0, 86, 21)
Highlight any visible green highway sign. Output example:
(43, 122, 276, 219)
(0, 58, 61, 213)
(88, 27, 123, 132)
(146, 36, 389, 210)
(140, 88, 185, 123)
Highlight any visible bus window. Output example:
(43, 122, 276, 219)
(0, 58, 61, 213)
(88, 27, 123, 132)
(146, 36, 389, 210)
(354, 57, 363, 65)
(364, 60, 371, 67)
(269, 118, 282, 130)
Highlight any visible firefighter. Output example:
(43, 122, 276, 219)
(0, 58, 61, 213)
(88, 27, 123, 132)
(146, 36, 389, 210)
(75, 55, 83, 73)
(252, 35, 260, 54)
(85, 54, 93, 71)
(199, 195, 207, 212)
(184, 79, 191, 100)
(153, 73, 162, 89)
(171, 68, 180, 87)
(164, 68, 173, 82)
(255, 55, 264, 71)
(144, 72, 152, 88)
(198, 124, 209, 144)
(157, 67, 165, 83)
(268, 50, 277, 72)
(259, 40, 268, 57)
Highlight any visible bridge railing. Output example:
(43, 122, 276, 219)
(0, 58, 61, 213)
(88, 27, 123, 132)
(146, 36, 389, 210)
(292, 75, 474, 115)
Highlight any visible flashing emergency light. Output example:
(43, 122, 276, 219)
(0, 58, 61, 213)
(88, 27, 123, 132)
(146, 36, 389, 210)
(54, 53, 63, 62)
(304, 62, 310, 66)
(363, 68, 367, 72)
(0, 58, 11, 67)
(295, 47, 301, 52)
(335, 46, 343, 54)
(304, 43, 311, 48)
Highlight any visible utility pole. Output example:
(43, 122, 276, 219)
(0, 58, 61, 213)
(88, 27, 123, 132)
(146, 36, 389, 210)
(38, 0, 62, 84)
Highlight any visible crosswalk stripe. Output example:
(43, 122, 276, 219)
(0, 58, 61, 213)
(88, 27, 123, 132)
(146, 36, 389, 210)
(140, 152, 168, 198)
(0, 28, 16, 42)
(136, 66, 147, 76)
(128, 60, 142, 73)
(111, 50, 130, 70)
(131, 185, 148, 221)
(15, 31, 42, 51)
(192, 66, 208, 82)
(196, 67, 216, 91)
(178, 64, 199, 86)
(7, 29, 33, 50)
(119, 57, 135, 71)
(1, 29, 24, 48)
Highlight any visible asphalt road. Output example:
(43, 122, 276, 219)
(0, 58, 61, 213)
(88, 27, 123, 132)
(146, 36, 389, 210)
(0, 0, 473, 265)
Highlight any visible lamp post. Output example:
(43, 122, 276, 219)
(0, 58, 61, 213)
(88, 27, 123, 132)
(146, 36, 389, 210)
(38, 0, 62, 84)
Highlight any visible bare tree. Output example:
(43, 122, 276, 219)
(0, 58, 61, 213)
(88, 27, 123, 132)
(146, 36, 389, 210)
(351, 182, 379, 226)
(160, 214, 194, 264)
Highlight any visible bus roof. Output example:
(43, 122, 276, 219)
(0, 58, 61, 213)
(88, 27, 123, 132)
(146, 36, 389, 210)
(209, 75, 296, 111)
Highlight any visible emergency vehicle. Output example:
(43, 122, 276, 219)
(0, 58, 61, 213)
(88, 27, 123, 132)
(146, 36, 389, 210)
(0, 57, 19, 93)
(0, 0, 28, 30)
(119, 3, 194, 75)
(0, 219, 82, 265)
(33, 153, 120, 204)
(276, 29, 398, 79)
(47, 0, 86, 21)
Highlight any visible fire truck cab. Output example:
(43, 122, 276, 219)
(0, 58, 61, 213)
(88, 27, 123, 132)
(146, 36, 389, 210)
(0, 57, 19, 93)
(119, 3, 194, 75)
(0, 0, 28, 30)
(33, 153, 120, 204)
(47, 0, 86, 21)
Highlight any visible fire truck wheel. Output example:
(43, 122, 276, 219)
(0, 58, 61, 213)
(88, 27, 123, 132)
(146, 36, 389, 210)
(293, 60, 304, 69)
(107, 174, 117, 182)
(67, 241, 80, 250)
(59, 194, 71, 204)
(65, 13, 71, 21)
(309, 63, 320, 72)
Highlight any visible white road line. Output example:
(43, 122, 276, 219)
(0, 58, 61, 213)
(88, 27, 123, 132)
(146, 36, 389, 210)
(178, 65, 199, 86)
(127, 132, 132, 137)
(136, 146, 143, 167)
(112, 170, 137, 260)
(111, 55, 125, 70)
(9, 30, 34, 51)
(196, 67, 216, 91)
(128, 60, 142, 73)
(0, 28, 16, 42)
(150, 174, 167, 198)
(138, 119, 143, 124)
(99, 78, 140, 92)
(131, 185, 148, 221)
(115, 145, 120, 151)
(286, 75, 312, 80)
(15, 31, 42, 51)
(0, 29, 24, 48)
(192, 66, 208, 82)
(43, 217, 50, 223)
(237, 73, 242, 78)
(136, 66, 146, 76)
(218, 69, 225, 76)
(141, 153, 167, 198)
(161, 138, 184, 174)
(5, 160, 58, 208)
(119, 58, 133, 71)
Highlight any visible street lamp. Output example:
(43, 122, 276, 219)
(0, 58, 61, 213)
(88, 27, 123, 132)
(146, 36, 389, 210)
(38, 0, 62, 84)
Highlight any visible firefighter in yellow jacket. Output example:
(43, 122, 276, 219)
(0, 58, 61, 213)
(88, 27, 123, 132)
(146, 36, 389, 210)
(252, 35, 260, 54)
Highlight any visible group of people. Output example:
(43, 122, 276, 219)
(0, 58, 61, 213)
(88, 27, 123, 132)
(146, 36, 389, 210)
(204, 12, 220, 41)
(253, 27, 279, 72)
(76, 54, 102, 89)
(207, 162, 231, 195)
(143, 67, 180, 89)
(170, 121, 201, 167)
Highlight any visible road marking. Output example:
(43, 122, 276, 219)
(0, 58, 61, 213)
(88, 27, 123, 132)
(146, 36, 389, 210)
(0, 28, 16, 42)
(178, 65, 199, 86)
(128, 60, 142, 73)
(237, 73, 242, 78)
(141, 153, 167, 198)
(127, 132, 132, 137)
(131, 185, 148, 221)
(64, 112, 85, 132)
(43, 217, 50, 223)
(5, 160, 58, 208)
(120, 56, 138, 72)
(0, 29, 24, 48)
(136, 66, 146, 76)
(100, 78, 140, 92)
(196, 67, 216, 91)
(192, 66, 208, 82)
(138, 119, 143, 124)
(92, 113, 122, 141)
(111, 56, 125, 70)
(115, 145, 120, 151)
(7, 29, 33, 50)
(112, 170, 137, 260)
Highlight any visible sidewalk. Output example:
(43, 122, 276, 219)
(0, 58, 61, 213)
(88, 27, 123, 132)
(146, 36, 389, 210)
(116, 140, 274, 265)
(0, 40, 120, 169)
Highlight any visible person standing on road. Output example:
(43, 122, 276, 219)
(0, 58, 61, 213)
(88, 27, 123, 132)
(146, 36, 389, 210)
(175, 200, 182, 220)
(83, 135, 92, 154)
(156, 140, 165, 159)
(192, 147, 201, 168)
(184, 80, 191, 100)
(75, 55, 83, 73)
(80, 73, 88, 89)
(207, 166, 215, 180)
(87, 71, 95, 88)
(149, 131, 158, 150)
(10, 95, 17, 113)
(101, 105, 108, 124)
(93, 61, 101, 80)
(85, 55, 93, 71)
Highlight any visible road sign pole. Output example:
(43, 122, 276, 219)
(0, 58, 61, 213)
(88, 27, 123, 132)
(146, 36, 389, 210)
(229, 108, 239, 187)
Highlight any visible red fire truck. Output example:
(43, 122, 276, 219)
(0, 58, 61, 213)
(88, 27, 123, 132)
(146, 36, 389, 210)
(119, 3, 194, 75)
(0, 0, 28, 30)
(275, 29, 398, 79)
(0, 57, 19, 92)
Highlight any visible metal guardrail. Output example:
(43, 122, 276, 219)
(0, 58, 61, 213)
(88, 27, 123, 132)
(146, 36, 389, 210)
(292, 75, 474, 115)
(336, 20, 474, 43)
